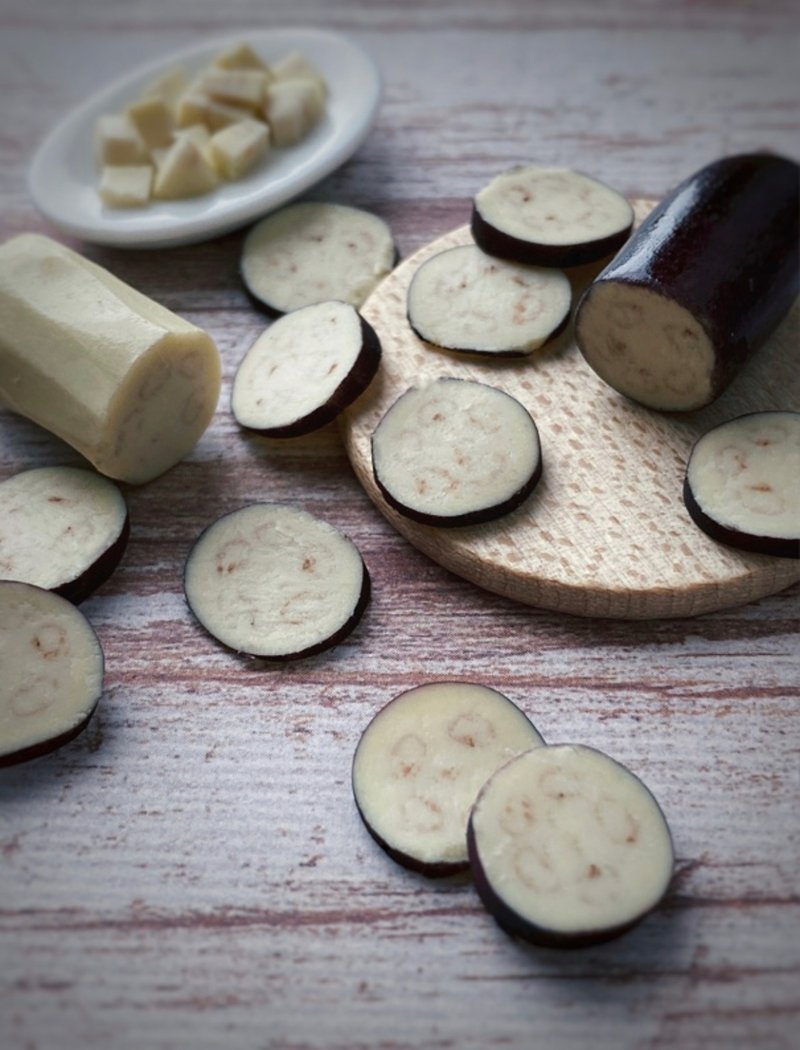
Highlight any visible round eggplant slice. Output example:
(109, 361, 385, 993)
(406, 244, 571, 357)
(231, 300, 382, 437)
(683, 411, 800, 559)
(352, 682, 545, 877)
(0, 581, 104, 766)
(183, 503, 370, 660)
(467, 744, 675, 947)
(0, 466, 129, 603)
(574, 153, 800, 411)
(371, 377, 542, 527)
(240, 201, 397, 314)
(471, 165, 634, 268)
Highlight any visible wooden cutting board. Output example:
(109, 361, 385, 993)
(340, 201, 800, 619)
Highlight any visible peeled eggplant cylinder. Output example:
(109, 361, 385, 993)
(0, 233, 222, 484)
(574, 153, 799, 411)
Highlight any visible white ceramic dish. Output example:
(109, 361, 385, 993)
(28, 28, 382, 249)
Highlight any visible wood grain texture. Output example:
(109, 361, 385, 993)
(342, 203, 800, 618)
(1, 2, 799, 1049)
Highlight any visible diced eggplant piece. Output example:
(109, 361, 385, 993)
(352, 681, 545, 877)
(683, 411, 800, 558)
(371, 377, 542, 527)
(231, 300, 381, 437)
(0, 581, 104, 766)
(471, 165, 634, 268)
(0, 466, 129, 603)
(575, 153, 800, 411)
(183, 503, 369, 660)
(240, 201, 396, 314)
(467, 744, 675, 947)
(406, 244, 571, 357)
(0, 233, 221, 484)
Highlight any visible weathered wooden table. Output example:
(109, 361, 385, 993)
(1, 2, 798, 1048)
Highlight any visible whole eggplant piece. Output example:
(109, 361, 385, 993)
(574, 153, 799, 411)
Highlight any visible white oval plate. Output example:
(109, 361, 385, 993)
(28, 28, 382, 249)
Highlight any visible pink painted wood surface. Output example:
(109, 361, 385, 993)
(1, 3, 798, 1049)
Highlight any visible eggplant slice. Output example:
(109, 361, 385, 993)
(683, 411, 800, 558)
(407, 244, 571, 357)
(0, 466, 129, 603)
(0, 580, 105, 766)
(471, 165, 633, 268)
(352, 681, 545, 877)
(184, 503, 370, 660)
(467, 744, 675, 947)
(371, 375, 537, 525)
(240, 201, 397, 314)
(371, 377, 542, 527)
(231, 300, 382, 437)
(575, 153, 800, 411)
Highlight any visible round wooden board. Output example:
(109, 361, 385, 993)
(340, 200, 800, 619)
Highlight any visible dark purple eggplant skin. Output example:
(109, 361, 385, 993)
(575, 152, 800, 407)
(234, 314, 382, 438)
(471, 207, 632, 270)
(54, 512, 130, 604)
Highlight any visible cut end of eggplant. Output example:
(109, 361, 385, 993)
(231, 300, 382, 436)
(183, 503, 370, 660)
(407, 244, 571, 357)
(371, 377, 542, 527)
(575, 280, 717, 411)
(352, 682, 545, 876)
(0, 580, 105, 766)
(574, 154, 800, 413)
(0, 466, 129, 603)
(467, 744, 675, 947)
(471, 165, 633, 268)
(684, 411, 800, 558)
(240, 201, 397, 314)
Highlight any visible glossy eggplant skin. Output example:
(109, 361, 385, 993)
(576, 153, 799, 407)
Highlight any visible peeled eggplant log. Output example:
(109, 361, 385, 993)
(0, 233, 221, 483)
(0, 466, 129, 602)
(574, 153, 800, 411)
(231, 300, 381, 436)
(0, 581, 104, 766)
(471, 165, 633, 268)
(352, 682, 545, 876)
(467, 744, 675, 947)
(684, 411, 800, 558)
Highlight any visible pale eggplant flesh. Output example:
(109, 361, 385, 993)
(240, 201, 397, 315)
